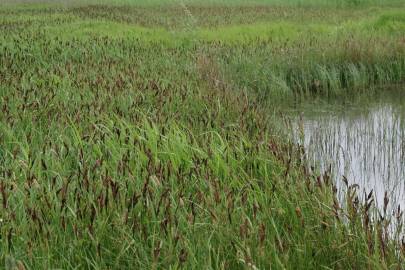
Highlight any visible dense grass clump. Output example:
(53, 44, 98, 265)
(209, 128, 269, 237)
(0, 1, 404, 269)
(217, 35, 404, 99)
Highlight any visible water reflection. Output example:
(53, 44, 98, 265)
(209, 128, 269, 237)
(289, 89, 405, 217)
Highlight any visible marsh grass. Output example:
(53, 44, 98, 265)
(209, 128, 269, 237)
(0, 1, 404, 269)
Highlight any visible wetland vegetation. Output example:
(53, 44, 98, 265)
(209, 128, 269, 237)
(0, 0, 404, 269)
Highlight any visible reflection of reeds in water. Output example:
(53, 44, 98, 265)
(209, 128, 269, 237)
(291, 97, 405, 233)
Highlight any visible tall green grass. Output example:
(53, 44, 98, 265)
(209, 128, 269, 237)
(0, 2, 404, 269)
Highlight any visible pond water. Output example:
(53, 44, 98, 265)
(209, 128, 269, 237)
(286, 88, 405, 220)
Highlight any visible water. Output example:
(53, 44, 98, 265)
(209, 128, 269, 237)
(286, 88, 405, 221)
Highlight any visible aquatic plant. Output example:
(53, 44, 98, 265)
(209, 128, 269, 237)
(0, 1, 404, 269)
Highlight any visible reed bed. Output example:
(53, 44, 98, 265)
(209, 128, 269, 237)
(0, 1, 404, 269)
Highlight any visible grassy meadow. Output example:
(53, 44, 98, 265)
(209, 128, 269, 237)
(0, 0, 404, 269)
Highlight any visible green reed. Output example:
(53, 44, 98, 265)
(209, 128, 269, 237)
(0, 2, 404, 269)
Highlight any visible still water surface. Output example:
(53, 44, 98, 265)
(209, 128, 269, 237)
(287, 89, 405, 217)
